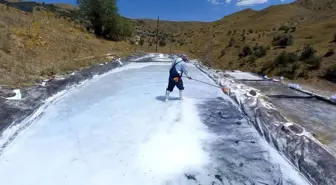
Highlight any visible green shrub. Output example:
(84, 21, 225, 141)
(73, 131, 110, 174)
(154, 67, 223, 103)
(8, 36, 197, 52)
(272, 34, 293, 48)
(273, 51, 299, 79)
(249, 29, 253, 33)
(253, 45, 267, 58)
(227, 30, 232, 35)
(159, 39, 166, 47)
(139, 37, 144, 46)
(242, 46, 252, 57)
(279, 25, 290, 33)
(305, 56, 321, 69)
(299, 45, 321, 69)
(274, 51, 298, 66)
(299, 45, 316, 61)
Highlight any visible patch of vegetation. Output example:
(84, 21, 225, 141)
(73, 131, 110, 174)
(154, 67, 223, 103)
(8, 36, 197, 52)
(139, 37, 144, 46)
(228, 38, 235, 47)
(274, 52, 298, 66)
(239, 45, 267, 59)
(219, 49, 226, 58)
(272, 34, 293, 48)
(321, 64, 336, 83)
(299, 45, 316, 60)
(279, 25, 290, 33)
(159, 39, 166, 47)
(273, 51, 299, 79)
(242, 35, 246, 42)
(242, 46, 252, 57)
(299, 45, 321, 69)
(252, 45, 267, 58)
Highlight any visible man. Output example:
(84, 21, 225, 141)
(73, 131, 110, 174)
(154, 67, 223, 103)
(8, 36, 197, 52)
(165, 54, 192, 102)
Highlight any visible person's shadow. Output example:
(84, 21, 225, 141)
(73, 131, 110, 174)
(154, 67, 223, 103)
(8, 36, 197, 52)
(156, 96, 180, 102)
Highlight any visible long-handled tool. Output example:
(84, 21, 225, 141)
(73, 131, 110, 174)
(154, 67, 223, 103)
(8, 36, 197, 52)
(182, 76, 230, 94)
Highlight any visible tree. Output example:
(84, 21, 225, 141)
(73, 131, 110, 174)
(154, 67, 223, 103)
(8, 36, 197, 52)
(77, 0, 132, 41)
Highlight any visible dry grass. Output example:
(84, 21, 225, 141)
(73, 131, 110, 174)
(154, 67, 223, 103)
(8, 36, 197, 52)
(0, 4, 134, 87)
(134, 1, 336, 91)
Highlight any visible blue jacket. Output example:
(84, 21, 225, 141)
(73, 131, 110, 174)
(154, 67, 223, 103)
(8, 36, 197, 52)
(170, 58, 189, 77)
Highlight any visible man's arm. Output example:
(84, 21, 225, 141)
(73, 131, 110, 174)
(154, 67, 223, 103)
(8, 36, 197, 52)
(181, 63, 191, 79)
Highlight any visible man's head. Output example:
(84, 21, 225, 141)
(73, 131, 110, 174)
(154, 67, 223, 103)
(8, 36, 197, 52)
(181, 54, 188, 62)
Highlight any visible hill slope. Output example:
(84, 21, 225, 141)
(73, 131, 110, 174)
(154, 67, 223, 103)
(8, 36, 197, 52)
(0, 1, 133, 87)
(134, 1, 336, 85)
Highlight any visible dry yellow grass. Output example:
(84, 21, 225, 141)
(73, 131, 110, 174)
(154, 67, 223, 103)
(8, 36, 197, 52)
(134, 1, 336, 92)
(0, 4, 135, 87)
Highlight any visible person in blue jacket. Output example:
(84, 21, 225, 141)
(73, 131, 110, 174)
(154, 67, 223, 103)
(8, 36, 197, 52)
(165, 54, 192, 102)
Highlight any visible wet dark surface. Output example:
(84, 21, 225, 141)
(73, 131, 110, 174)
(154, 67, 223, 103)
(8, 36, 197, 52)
(190, 99, 306, 185)
(241, 80, 336, 153)
(242, 81, 310, 97)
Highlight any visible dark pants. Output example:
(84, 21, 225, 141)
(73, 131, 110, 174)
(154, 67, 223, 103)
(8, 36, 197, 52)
(166, 78, 184, 92)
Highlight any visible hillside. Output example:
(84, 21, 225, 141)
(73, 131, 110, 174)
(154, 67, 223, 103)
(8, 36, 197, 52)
(0, 0, 335, 90)
(294, 0, 336, 10)
(134, 1, 336, 88)
(0, 1, 133, 87)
